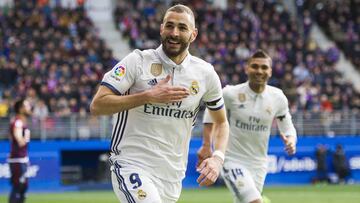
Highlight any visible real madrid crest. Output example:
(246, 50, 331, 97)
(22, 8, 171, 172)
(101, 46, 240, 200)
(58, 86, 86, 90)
(150, 63, 163, 76)
(238, 93, 246, 102)
(266, 106, 272, 115)
(189, 80, 199, 95)
(137, 189, 147, 200)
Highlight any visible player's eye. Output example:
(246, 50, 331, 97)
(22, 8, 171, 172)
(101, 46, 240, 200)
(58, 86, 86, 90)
(179, 26, 188, 31)
(250, 64, 259, 69)
(261, 65, 269, 70)
(165, 24, 174, 29)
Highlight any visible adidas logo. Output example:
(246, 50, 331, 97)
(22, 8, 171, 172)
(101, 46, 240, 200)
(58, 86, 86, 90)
(148, 78, 158, 86)
(238, 104, 245, 109)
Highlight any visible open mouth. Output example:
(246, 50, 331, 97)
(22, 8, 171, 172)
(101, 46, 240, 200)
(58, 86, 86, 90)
(254, 76, 265, 82)
(167, 38, 180, 46)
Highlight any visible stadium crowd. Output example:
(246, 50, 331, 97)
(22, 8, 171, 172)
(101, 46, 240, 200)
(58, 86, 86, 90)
(0, 0, 360, 119)
(299, 0, 360, 71)
(0, 0, 117, 118)
(113, 0, 360, 113)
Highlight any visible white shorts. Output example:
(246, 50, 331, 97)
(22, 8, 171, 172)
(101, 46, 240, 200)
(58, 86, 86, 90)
(111, 161, 182, 203)
(221, 162, 266, 203)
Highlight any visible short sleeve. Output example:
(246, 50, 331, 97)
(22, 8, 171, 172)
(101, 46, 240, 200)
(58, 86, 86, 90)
(275, 92, 289, 117)
(101, 51, 141, 95)
(276, 91, 297, 137)
(222, 85, 232, 109)
(202, 65, 224, 110)
(202, 108, 212, 124)
(14, 120, 23, 128)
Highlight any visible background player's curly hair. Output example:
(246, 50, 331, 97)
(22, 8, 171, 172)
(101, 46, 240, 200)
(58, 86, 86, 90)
(14, 99, 26, 114)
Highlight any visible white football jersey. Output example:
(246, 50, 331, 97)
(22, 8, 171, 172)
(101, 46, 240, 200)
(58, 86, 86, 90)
(203, 82, 296, 169)
(102, 45, 224, 182)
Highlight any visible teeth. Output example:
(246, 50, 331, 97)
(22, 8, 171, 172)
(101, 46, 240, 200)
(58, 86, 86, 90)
(168, 40, 179, 44)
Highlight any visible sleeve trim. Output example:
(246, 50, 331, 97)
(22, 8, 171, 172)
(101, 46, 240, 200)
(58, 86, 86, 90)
(207, 104, 224, 111)
(101, 82, 122, 95)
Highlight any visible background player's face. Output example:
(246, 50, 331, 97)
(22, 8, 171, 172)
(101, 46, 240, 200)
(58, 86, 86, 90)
(22, 100, 32, 116)
(160, 11, 197, 58)
(246, 58, 272, 86)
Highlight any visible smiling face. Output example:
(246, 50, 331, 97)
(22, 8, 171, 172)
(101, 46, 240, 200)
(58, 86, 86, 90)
(245, 57, 272, 87)
(160, 10, 197, 59)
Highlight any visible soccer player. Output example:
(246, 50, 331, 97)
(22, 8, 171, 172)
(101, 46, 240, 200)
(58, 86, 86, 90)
(90, 4, 229, 203)
(198, 50, 297, 203)
(8, 99, 32, 203)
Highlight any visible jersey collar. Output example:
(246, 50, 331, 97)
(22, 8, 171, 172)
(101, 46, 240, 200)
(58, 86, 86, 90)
(156, 45, 191, 70)
(245, 82, 266, 99)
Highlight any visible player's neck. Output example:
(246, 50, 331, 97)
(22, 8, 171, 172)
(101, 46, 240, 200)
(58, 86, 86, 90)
(17, 114, 27, 123)
(249, 83, 265, 94)
(169, 51, 188, 65)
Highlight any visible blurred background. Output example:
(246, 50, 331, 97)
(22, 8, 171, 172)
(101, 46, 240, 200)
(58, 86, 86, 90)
(0, 0, 359, 202)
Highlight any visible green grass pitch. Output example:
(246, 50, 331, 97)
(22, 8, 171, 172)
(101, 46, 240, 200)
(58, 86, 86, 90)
(0, 185, 359, 203)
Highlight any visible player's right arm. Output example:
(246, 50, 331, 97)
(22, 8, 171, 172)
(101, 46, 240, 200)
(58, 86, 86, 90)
(90, 75, 189, 115)
(90, 51, 189, 116)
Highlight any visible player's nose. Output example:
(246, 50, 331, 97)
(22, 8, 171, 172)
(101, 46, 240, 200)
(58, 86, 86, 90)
(170, 27, 180, 37)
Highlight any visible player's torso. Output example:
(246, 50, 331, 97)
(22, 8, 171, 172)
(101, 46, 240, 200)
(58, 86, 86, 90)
(111, 51, 213, 181)
(227, 86, 277, 137)
(129, 53, 207, 121)
(9, 117, 29, 158)
(225, 84, 279, 165)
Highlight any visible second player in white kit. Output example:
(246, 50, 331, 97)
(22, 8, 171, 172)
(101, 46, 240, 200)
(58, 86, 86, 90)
(200, 50, 297, 203)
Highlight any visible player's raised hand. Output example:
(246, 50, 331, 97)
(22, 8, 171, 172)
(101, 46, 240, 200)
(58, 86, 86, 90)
(196, 156, 222, 187)
(196, 145, 212, 168)
(146, 75, 190, 103)
(280, 133, 296, 155)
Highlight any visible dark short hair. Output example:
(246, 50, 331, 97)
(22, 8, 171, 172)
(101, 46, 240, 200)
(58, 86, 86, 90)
(14, 98, 25, 114)
(164, 4, 195, 24)
(248, 49, 272, 66)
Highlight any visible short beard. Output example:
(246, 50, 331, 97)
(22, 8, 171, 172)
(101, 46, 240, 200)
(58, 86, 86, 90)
(161, 35, 191, 58)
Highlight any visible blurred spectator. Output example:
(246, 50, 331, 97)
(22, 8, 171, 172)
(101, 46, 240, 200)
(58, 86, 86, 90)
(332, 144, 351, 184)
(33, 99, 49, 120)
(0, 98, 9, 117)
(314, 144, 329, 184)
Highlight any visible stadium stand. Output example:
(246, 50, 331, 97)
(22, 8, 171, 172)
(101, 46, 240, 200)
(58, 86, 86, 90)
(300, 0, 360, 70)
(0, 0, 359, 138)
(0, 0, 117, 117)
(113, 0, 360, 111)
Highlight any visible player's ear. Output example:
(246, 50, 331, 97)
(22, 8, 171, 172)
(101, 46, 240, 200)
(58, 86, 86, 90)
(268, 58, 272, 77)
(190, 28, 198, 43)
(244, 62, 249, 75)
(160, 23, 164, 34)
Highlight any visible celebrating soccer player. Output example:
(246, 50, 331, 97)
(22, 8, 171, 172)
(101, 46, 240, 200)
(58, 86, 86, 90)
(198, 50, 297, 203)
(90, 4, 229, 203)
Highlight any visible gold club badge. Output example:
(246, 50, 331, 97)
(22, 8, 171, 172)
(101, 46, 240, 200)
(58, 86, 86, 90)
(238, 93, 246, 102)
(137, 189, 147, 200)
(266, 106, 272, 115)
(150, 63, 163, 76)
(189, 81, 199, 95)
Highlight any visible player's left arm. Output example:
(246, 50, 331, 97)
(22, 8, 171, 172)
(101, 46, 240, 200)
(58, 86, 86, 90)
(276, 94, 297, 155)
(197, 107, 229, 186)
